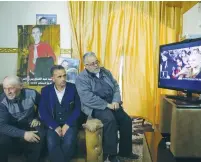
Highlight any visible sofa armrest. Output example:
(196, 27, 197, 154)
(82, 118, 103, 162)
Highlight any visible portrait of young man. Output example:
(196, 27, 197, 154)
(17, 25, 60, 86)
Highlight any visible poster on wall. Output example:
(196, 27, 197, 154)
(17, 25, 60, 86)
(58, 57, 80, 84)
(36, 14, 57, 25)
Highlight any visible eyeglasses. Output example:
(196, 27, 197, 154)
(85, 60, 99, 67)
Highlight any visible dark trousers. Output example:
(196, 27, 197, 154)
(47, 127, 77, 162)
(92, 107, 132, 156)
(0, 126, 45, 162)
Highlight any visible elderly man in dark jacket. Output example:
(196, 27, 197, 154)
(0, 75, 45, 162)
(75, 52, 139, 162)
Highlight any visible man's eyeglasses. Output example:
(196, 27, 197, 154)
(85, 60, 99, 67)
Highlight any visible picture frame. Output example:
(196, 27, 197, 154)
(58, 57, 80, 84)
(36, 14, 57, 25)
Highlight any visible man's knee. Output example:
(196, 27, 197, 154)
(47, 129, 60, 151)
(95, 108, 117, 124)
(63, 127, 77, 144)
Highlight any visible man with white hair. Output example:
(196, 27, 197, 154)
(0, 75, 45, 162)
(75, 52, 139, 162)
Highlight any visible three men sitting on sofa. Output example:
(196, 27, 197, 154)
(0, 56, 139, 162)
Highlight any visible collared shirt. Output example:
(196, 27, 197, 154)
(96, 72, 100, 78)
(54, 86, 66, 104)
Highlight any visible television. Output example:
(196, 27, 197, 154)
(158, 38, 201, 103)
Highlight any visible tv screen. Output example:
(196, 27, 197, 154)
(158, 38, 201, 93)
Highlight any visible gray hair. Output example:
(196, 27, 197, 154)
(83, 52, 96, 64)
(3, 76, 23, 87)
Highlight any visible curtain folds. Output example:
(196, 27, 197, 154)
(155, 2, 182, 124)
(68, 1, 182, 124)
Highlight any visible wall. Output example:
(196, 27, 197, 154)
(0, 1, 71, 82)
(183, 2, 201, 37)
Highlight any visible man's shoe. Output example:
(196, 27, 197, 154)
(119, 153, 139, 160)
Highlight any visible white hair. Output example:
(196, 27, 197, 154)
(2, 76, 23, 87)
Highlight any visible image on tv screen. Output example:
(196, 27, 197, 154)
(160, 46, 201, 81)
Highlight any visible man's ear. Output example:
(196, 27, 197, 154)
(51, 77, 54, 82)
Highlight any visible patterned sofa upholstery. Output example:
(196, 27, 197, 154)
(0, 84, 104, 162)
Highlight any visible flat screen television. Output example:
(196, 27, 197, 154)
(158, 38, 201, 103)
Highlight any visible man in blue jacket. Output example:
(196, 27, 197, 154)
(75, 52, 139, 162)
(39, 65, 81, 162)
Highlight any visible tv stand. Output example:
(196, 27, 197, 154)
(166, 94, 201, 104)
(159, 95, 201, 157)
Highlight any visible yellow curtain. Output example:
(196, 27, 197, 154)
(68, 1, 182, 124)
(122, 2, 160, 123)
(155, 2, 182, 124)
(68, 1, 123, 77)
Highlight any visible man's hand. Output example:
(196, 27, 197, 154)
(107, 103, 115, 110)
(112, 102, 120, 110)
(24, 131, 40, 143)
(62, 124, 69, 136)
(30, 119, 41, 127)
(55, 126, 62, 136)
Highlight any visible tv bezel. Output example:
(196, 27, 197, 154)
(158, 38, 201, 94)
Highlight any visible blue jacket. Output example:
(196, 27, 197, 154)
(39, 83, 81, 130)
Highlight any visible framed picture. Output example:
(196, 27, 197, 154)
(36, 14, 57, 25)
(58, 57, 80, 84)
(17, 25, 60, 86)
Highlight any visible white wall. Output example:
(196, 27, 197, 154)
(183, 3, 201, 37)
(0, 1, 71, 82)
(0, 1, 71, 48)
